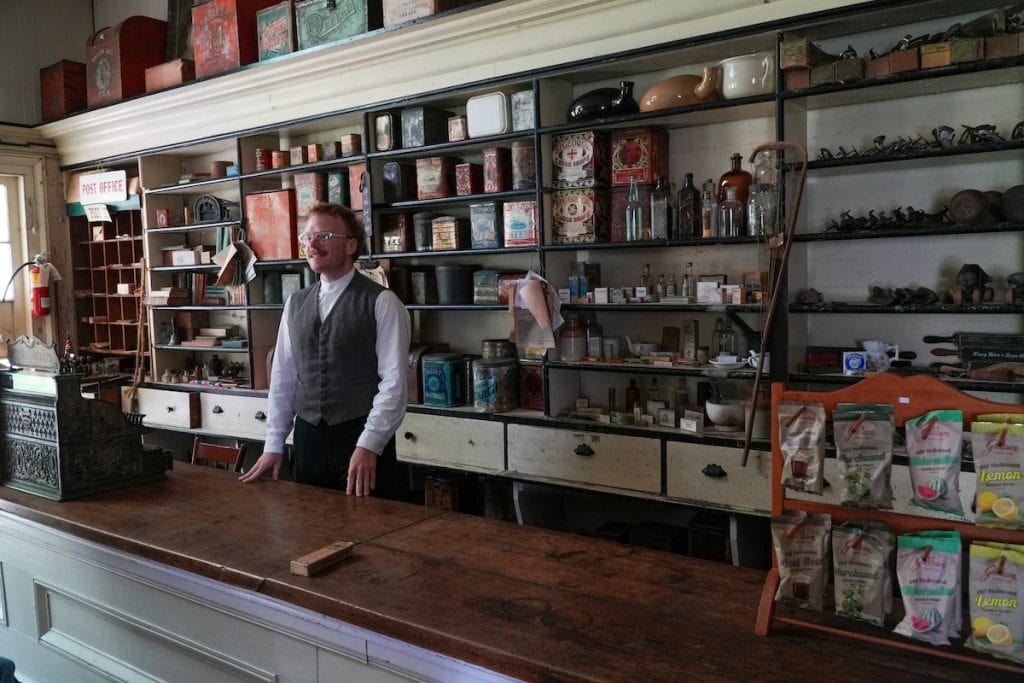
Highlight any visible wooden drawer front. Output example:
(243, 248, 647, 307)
(396, 412, 504, 473)
(123, 387, 199, 430)
(666, 442, 771, 514)
(506, 425, 660, 493)
(199, 393, 269, 440)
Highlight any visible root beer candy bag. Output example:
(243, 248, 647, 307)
(832, 522, 895, 626)
(778, 401, 826, 494)
(833, 403, 895, 508)
(967, 542, 1024, 665)
(894, 531, 962, 646)
(971, 424, 1024, 530)
(771, 511, 831, 611)
(905, 409, 965, 518)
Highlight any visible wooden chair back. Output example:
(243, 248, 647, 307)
(190, 436, 246, 472)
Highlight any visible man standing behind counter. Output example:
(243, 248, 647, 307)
(240, 203, 411, 496)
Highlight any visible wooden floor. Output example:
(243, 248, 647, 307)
(0, 463, 1017, 682)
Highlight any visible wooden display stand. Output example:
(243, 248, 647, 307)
(756, 373, 1024, 674)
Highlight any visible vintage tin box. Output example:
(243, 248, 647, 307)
(986, 33, 1023, 59)
(610, 127, 669, 186)
(374, 111, 401, 151)
(295, 0, 382, 50)
(448, 115, 467, 142)
(421, 353, 466, 407)
(784, 67, 811, 90)
(510, 89, 535, 131)
(290, 145, 309, 165)
(473, 269, 499, 304)
(466, 92, 510, 138)
(889, 47, 920, 73)
(40, 60, 86, 121)
(496, 273, 527, 305)
(430, 216, 468, 250)
(380, 213, 413, 253)
(144, 59, 195, 92)
(835, 57, 864, 83)
(348, 163, 368, 210)
(306, 143, 325, 162)
(407, 343, 448, 403)
(402, 106, 452, 148)
(294, 172, 327, 217)
(920, 42, 952, 69)
(809, 62, 836, 86)
(482, 147, 511, 193)
(469, 202, 501, 249)
(519, 360, 545, 410)
(863, 55, 889, 79)
(87, 16, 168, 107)
(340, 134, 362, 156)
(326, 170, 348, 205)
(951, 37, 984, 63)
(244, 189, 298, 260)
(319, 140, 343, 160)
(552, 188, 610, 244)
(193, 0, 277, 78)
(382, 162, 417, 203)
(455, 163, 483, 196)
(779, 38, 832, 70)
(416, 156, 455, 200)
(410, 267, 437, 304)
(552, 131, 609, 188)
(502, 201, 538, 246)
(256, 0, 295, 61)
(511, 141, 535, 190)
(383, 0, 473, 27)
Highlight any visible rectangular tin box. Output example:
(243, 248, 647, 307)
(610, 127, 669, 186)
(552, 131, 609, 188)
(552, 188, 609, 244)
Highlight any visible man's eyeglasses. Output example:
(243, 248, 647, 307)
(299, 232, 357, 246)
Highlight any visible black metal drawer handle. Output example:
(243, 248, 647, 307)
(404, 431, 415, 441)
(212, 405, 224, 414)
(166, 406, 175, 412)
(254, 411, 266, 421)
(574, 443, 594, 456)
(702, 463, 727, 478)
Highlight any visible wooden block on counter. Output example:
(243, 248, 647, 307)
(950, 37, 983, 64)
(289, 540, 355, 576)
(985, 33, 1022, 59)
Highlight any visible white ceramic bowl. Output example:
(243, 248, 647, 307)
(718, 52, 775, 100)
(705, 399, 746, 430)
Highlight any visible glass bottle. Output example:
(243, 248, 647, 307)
(608, 387, 617, 413)
(719, 319, 738, 358)
(656, 274, 667, 299)
(650, 176, 670, 240)
(673, 379, 689, 425)
(558, 312, 586, 361)
(747, 150, 778, 237)
(676, 172, 700, 239)
(718, 152, 753, 210)
(625, 378, 640, 412)
(646, 376, 666, 414)
(625, 176, 643, 241)
(666, 273, 678, 297)
(710, 318, 725, 359)
(681, 262, 695, 303)
(700, 179, 718, 238)
(640, 263, 652, 291)
(585, 314, 604, 359)
(718, 186, 744, 238)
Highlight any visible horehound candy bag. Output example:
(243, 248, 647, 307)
(972, 424, 1024, 530)
(905, 409, 965, 517)
(832, 522, 895, 626)
(834, 404, 895, 508)
(894, 531, 962, 646)
(778, 401, 826, 494)
(967, 542, 1024, 665)
(771, 511, 831, 611)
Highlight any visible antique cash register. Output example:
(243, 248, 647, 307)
(0, 336, 168, 501)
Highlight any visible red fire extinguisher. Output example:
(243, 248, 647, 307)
(29, 254, 61, 318)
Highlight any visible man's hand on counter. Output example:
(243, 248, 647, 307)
(239, 451, 284, 483)
(347, 447, 377, 497)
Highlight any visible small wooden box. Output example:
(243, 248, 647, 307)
(244, 189, 298, 260)
(40, 60, 86, 121)
(455, 163, 483, 196)
(864, 54, 890, 79)
(809, 62, 836, 86)
(610, 127, 669, 186)
(985, 33, 1023, 59)
(951, 37, 984, 64)
(295, 0, 382, 50)
(779, 38, 832, 70)
(256, 0, 295, 61)
(889, 47, 920, 73)
(920, 42, 951, 69)
(348, 163, 367, 210)
(87, 16, 168, 107)
(340, 134, 362, 157)
(293, 172, 327, 218)
(482, 147, 511, 193)
(783, 67, 810, 91)
(193, 0, 277, 79)
(416, 156, 455, 200)
(144, 59, 195, 92)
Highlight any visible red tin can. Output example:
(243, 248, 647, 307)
(455, 163, 483, 196)
(552, 131, 609, 188)
(271, 150, 289, 168)
(552, 188, 610, 244)
(86, 16, 168, 107)
(511, 141, 535, 191)
(483, 147, 511, 193)
(255, 148, 272, 171)
(502, 201, 538, 246)
(610, 127, 669, 186)
(416, 157, 455, 200)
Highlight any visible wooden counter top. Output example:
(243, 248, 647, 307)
(0, 464, 1012, 682)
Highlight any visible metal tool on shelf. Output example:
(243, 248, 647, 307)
(741, 141, 808, 468)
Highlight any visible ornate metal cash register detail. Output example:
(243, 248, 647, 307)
(0, 336, 168, 501)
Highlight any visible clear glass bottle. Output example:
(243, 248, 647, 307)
(608, 387, 617, 413)
(656, 274, 667, 299)
(666, 273, 678, 297)
(640, 263, 652, 291)
(700, 179, 718, 238)
(710, 318, 724, 359)
(676, 172, 700, 239)
(650, 176, 670, 240)
(718, 318, 739, 357)
(747, 150, 778, 237)
(625, 176, 643, 241)
(718, 186, 744, 238)
(585, 314, 604, 359)
(625, 378, 640, 412)
(681, 262, 695, 303)
(646, 377, 665, 414)
(673, 379, 689, 424)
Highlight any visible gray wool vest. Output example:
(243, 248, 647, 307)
(288, 273, 385, 425)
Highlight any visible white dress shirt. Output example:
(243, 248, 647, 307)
(264, 269, 411, 455)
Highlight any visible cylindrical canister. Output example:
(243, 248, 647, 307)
(511, 141, 536, 191)
(255, 148, 271, 171)
(481, 338, 517, 359)
(473, 358, 519, 413)
(461, 354, 481, 404)
(271, 151, 289, 169)
(413, 211, 433, 251)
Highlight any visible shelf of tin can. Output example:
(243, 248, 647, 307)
(149, 305, 250, 311)
(375, 188, 536, 210)
(371, 245, 539, 259)
(562, 302, 763, 313)
(147, 175, 240, 195)
(253, 259, 310, 269)
(789, 302, 1024, 314)
(542, 234, 762, 251)
(788, 369, 1024, 394)
(404, 304, 509, 311)
(795, 220, 1024, 242)
(239, 155, 367, 181)
(147, 220, 240, 235)
(799, 138, 1024, 171)
(366, 130, 535, 161)
(547, 360, 763, 377)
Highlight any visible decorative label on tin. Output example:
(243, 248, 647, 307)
(511, 142, 536, 190)
(610, 127, 669, 185)
(455, 163, 482, 196)
(552, 132, 608, 187)
(416, 157, 450, 200)
(374, 113, 399, 151)
(470, 202, 500, 249)
(552, 190, 595, 241)
(510, 90, 535, 131)
(295, 0, 375, 51)
(503, 201, 538, 246)
(431, 216, 463, 250)
(326, 171, 347, 205)
(483, 147, 511, 193)
(257, 1, 295, 61)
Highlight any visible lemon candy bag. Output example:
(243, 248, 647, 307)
(967, 542, 1024, 665)
(972, 424, 1024, 529)
(894, 531, 962, 646)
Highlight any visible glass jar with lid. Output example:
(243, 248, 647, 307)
(558, 312, 587, 362)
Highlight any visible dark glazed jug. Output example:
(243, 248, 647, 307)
(567, 80, 639, 123)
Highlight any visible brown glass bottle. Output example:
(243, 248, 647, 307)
(675, 172, 700, 238)
(717, 152, 752, 211)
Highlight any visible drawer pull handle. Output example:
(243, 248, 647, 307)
(702, 463, 727, 478)
(212, 405, 224, 414)
(166, 406, 175, 413)
(574, 443, 594, 456)
(404, 431, 415, 441)
(254, 411, 266, 421)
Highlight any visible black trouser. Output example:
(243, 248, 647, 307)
(292, 415, 398, 497)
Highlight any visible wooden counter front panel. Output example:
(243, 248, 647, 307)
(665, 442, 771, 514)
(395, 412, 504, 473)
(506, 424, 660, 493)
(199, 393, 269, 440)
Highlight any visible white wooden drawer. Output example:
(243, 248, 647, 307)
(506, 424, 660, 494)
(199, 393, 269, 440)
(122, 387, 200, 430)
(666, 442, 771, 514)
(396, 412, 504, 474)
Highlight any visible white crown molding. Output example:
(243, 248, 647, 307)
(0, 124, 60, 158)
(37, 0, 861, 167)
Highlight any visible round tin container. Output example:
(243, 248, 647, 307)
(481, 338, 517, 359)
(473, 358, 519, 413)
(255, 148, 271, 171)
(511, 141, 536, 191)
(412, 212, 434, 251)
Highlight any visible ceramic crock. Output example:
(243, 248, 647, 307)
(718, 52, 775, 99)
